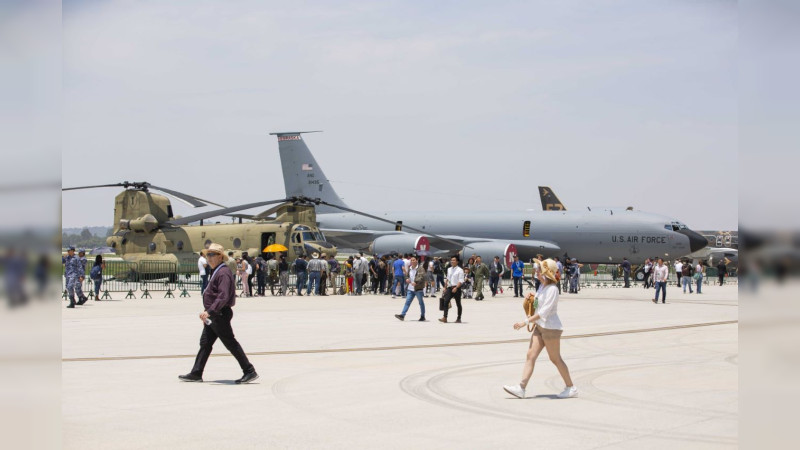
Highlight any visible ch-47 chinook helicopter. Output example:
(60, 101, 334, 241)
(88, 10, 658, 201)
(62, 181, 462, 281)
(61, 182, 338, 279)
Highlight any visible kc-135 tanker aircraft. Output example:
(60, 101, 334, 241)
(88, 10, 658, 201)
(273, 132, 708, 268)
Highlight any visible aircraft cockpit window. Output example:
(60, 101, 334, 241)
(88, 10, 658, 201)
(664, 224, 672, 231)
(291, 233, 301, 243)
(302, 231, 316, 241)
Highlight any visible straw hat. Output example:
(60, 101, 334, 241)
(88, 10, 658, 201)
(201, 243, 225, 256)
(540, 258, 559, 283)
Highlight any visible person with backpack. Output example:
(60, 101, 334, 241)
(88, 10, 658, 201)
(294, 255, 307, 296)
(327, 254, 340, 294)
(376, 256, 388, 294)
(681, 260, 694, 293)
(90, 255, 105, 300)
(254, 255, 267, 296)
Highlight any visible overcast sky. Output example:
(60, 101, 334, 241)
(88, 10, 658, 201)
(61, 0, 738, 231)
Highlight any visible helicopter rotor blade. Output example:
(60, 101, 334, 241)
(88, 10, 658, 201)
(167, 199, 290, 226)
(61, 183, 127, 191)
(313, 199, 468, 249)
(146, 184, 226, 208)
(62, 181, 225, 208)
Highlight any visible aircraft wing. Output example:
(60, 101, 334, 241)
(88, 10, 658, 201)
(320, 228, 560, 260)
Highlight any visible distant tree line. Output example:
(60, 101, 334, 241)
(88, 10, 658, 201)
(61, 227, 112, 250)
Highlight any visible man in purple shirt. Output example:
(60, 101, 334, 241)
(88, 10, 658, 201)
(179, 243, 258, 384)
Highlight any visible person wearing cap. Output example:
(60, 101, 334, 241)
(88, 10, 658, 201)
(504, 258, 577, 399)
(62, 246, 84, 308)
(306, 252, 324, 295)
(179, 243, 258, 384)
(511, 255, 525, 297)
(568, 258, 580, 294)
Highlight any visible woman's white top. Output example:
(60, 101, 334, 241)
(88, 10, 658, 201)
(535, 283, 562, 330)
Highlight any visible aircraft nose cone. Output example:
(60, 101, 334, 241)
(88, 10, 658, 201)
(682, 230, 708, 253)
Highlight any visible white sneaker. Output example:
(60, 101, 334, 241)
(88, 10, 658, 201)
(503, 384, 526, 399)
(557, 386, 578, 398)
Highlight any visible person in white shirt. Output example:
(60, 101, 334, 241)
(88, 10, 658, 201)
(695, 262, 704, 294)
(198, 254, 209, 294)
(439, 256, 465, 323)
(653, 258, 669, 304)
(674, 260, 683, 288)
(503, 258, 577, 399)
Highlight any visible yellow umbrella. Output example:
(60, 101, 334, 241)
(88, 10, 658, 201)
(263, 243, 288, 253)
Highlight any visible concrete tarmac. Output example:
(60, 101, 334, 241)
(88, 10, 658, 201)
(63, 284, 738, 449)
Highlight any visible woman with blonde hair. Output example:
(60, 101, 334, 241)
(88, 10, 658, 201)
(503, 258, 577, 399)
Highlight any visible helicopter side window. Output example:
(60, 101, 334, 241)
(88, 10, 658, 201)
(292, 233, 301, 244)
(148, 242, 156, 253)
(176, 241, 184, 251)
(233, 238, 241, 249)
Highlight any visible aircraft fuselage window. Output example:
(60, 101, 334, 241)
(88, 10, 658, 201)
(523, 221, 531, 237)
(302, 231, 315, 241)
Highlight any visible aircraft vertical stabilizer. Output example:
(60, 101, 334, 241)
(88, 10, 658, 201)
(539, 186, 566, 211)
(271, 132, 347, 213)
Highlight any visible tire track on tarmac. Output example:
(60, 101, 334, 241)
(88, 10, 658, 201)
(62, 320, 737, 362)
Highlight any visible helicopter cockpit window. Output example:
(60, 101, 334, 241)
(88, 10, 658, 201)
(302, 231, 318, 242)
(292, 233, 301, 243)
(233, 238, 241, 249)
(148, 242, 156, 252)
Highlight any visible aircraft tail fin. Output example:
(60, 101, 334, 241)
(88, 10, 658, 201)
(539, 186, 566, 211)
(272, 132, 347, 213)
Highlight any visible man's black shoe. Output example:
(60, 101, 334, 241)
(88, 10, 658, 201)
(235, 371, 259, 384)
(66, 304, 75, 308)
(178, 373, 203, 382)
(419, 317, 426, 321)
(394, 314, 405, 321)
(77, 298, 88, 305)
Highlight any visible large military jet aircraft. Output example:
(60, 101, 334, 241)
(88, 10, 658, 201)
(273, 132, 708, 267)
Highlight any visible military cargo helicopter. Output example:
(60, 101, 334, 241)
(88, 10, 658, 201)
(63, 182, 466, 282)
(62, 182, 337, 280)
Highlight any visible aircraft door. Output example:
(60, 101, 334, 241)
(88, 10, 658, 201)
(291, 231, 305, 257)
(261, 232, 276, 258)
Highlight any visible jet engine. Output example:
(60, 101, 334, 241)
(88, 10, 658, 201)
(459, 242, 521, 268)
(369, 234, 431, 256)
